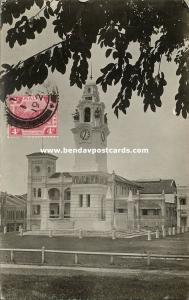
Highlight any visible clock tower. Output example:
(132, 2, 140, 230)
(71, 81, 109, 172)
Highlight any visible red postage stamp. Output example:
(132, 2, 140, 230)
(6, 94, 58, 137)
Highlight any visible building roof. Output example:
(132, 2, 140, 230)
(135, 179, 177, 194)
(115, 174, 142, 188)
(177, 185, 189, 190)
(19, 194, 27, 200)
(6, 194, 27, 207)
(27, 152, 58, 159)
(177, 185, 189, 196)
(49, 172, 72, 178)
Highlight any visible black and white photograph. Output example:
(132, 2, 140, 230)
(0, 0, 189, 299)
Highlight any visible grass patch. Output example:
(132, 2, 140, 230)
(1, 274, 189, 300)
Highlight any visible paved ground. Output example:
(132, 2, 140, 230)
(1, 263, 189, 277)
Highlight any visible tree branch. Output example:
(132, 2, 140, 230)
(1, 38, 66, 75)
(15, 0, 55, 29)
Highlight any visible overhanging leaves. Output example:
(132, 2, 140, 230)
(1, 0, 189, 118)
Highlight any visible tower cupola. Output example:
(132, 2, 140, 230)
(71, 81, 110, 172)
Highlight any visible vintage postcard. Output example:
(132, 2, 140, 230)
(0, 0, 189, 299)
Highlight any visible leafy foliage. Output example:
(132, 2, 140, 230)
(1, 0, 189, 118)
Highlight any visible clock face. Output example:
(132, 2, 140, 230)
(80, 129, 90, 140)
(101, 131, 105, 142)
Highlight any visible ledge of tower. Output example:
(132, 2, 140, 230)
(85, 79, 97, 86)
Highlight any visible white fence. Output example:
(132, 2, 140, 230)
(0, 247, 189, 267)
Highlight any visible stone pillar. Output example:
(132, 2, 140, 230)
(162, 225, 166, 238)
(147, 252, 151, 266)
(112, 229, 116, 240)
(41, 246, 45, 264)
(177, 206, 181, 229)
(156, 229, 160, 239)
(3, 226, 7, 234)
(19, 225, 22, 233)
(168, 227, 172, 236)
(136, 190, 140, 230)
(112, 171, 116, 229)
(110, 255, 114, 265)
(128, 190, 135, 232)
(161, 191, 166, 228)
(74, 253, 79, 264)
(105, 198, 114, 231)
(60, 186, 64, 220)
(147, 231, 151, 241)
(26, 199, 31, 230)
(172, 227, 176, 235)
(40, 201, 49, 230)
(10, 250, 14, 263)
(20, 228, 23, 237)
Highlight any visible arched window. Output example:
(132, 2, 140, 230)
(38, 188, 42, 198)
(64, 188, 71, 201)
(84, 107, 91, 122)
(33, 188, 36, 197)
(48, 188, 60, 201)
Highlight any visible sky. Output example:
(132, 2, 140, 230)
(0, 3, 189, 195)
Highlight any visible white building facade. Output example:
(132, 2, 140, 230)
(26, 82, 177, 233)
